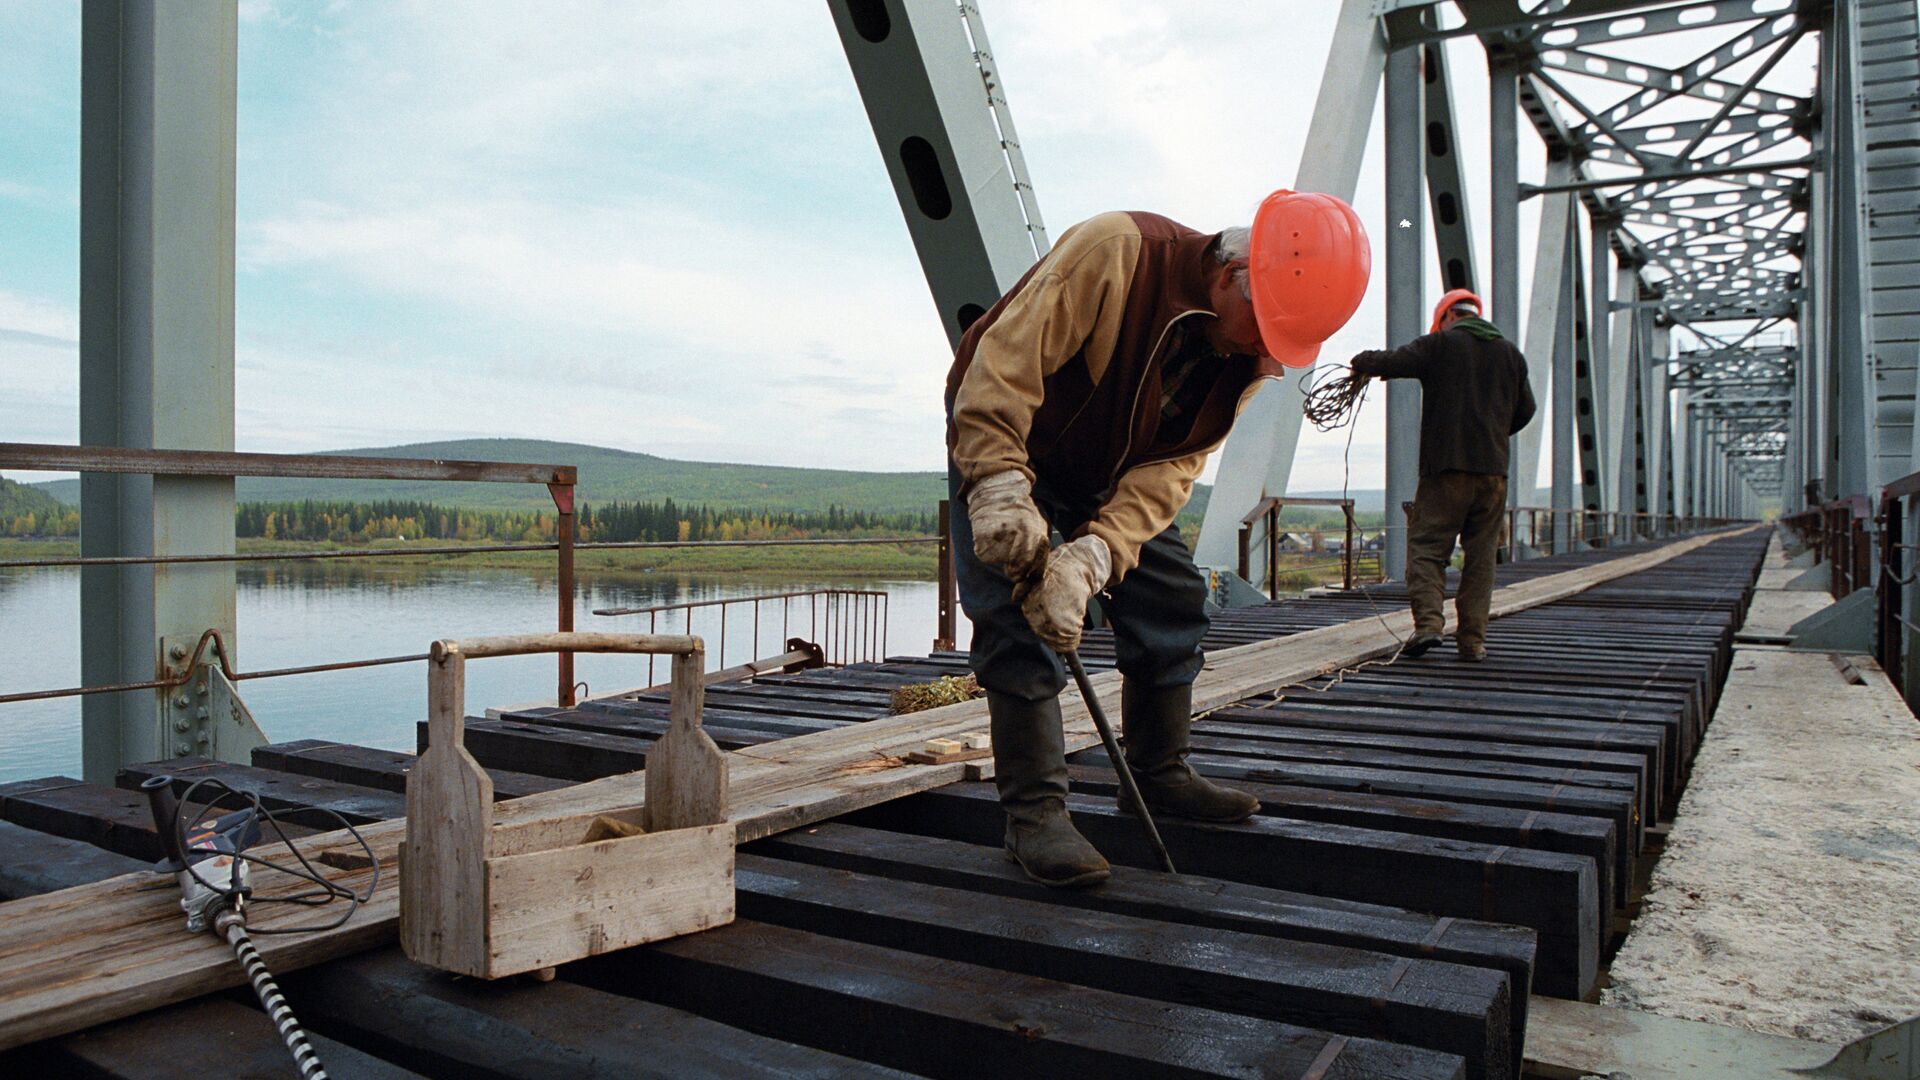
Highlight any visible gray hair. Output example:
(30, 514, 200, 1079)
(1215, 225, 1252, 299)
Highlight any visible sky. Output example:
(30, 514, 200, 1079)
(2, 2, 1561, 492)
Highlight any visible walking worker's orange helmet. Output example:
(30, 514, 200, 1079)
(1248, 189, 1372, 368)
(1430, 288, 1483, 334)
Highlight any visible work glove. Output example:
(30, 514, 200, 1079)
(1018, 534, 1111, 653)
(968, 470, 1050, 582)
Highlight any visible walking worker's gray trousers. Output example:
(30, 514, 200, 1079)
(948, 462, 1210, 702)
(1406, 470, 1508, 650)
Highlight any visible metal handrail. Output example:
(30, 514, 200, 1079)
(0, 441, 588, 709)
(2, 441, 940, 712)
(0, 534, 939, 571)
(1237, 496, 1360, 596)
(593, 588, 888, 686)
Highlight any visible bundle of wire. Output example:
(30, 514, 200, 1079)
(1300, 363, 1371, 433)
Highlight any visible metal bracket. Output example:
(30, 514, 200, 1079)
(157, 634, 269, 763)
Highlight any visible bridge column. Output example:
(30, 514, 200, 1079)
(79, 1, 238, 782)
(1382, 40, 1425, 580)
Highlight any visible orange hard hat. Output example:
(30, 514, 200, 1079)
(1429, 288, 1483, 334)
(1248, 189, 1371, 368)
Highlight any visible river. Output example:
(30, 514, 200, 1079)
(0, 564, 966, 784)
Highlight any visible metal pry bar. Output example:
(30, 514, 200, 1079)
(1062, 650, 1177, 874)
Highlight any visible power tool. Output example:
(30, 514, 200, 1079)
(141, 775, 330, 1079)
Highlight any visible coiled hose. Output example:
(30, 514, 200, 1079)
(214, 909, 329, 1079)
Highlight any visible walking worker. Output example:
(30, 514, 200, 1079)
(1350, 289, 1537, 663)
(947, 191, 1370, 887)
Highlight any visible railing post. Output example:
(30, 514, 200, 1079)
(1266, 504, 1279, 599)
(1878, 496, 1900, 692)
(1343, 503, 1355, 590)
(935, 500, 957, 652)
(549, 482, 577, 706)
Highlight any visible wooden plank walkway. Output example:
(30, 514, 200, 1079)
(0, 529, 1770, 1078)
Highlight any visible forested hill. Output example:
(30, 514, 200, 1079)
(25, 438, 1252, 518)
(30, 439, 948, 514)
(1, 477, 75, 535)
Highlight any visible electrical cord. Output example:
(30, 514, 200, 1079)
(1281, 363, 1411, 697)
(160, 777, 379, 1080)
(170, 777, 378, 933)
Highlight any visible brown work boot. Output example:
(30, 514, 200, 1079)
(1457, 641, 1487, 663)
(989, 691, 1110, 888)
(1403, 633, 1443, 658)
(1120, 680, 1261, 823)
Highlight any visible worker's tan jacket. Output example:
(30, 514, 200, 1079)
(946, 211, 1282, 582)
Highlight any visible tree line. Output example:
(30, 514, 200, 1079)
(212, 498, 939, 544)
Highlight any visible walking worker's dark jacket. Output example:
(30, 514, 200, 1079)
(1351, 325, 1537, 479)
(946, 211, 1282, 583)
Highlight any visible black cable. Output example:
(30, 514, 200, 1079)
(168, 777, 378, 934)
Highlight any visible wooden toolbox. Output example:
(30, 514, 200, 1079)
(400, 632, 735, 979)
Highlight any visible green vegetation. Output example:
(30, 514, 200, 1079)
(232, 498, 933, 545)
(33, 439, 953, 514)
(24, 438, 1264, 521)
(1, 478, 77, 537)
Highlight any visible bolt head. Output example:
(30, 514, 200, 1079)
(174, 742, 192, 755)
(168, 644, 188, 660)
(174, 720, 190, 732)
(172, 695, 191, 708)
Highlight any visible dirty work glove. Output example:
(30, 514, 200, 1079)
(968, 471, 1050, 582)
(1019, 535, 1111, 653)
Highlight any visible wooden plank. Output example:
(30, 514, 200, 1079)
(0, 821, 146, 901)
(480, 709, 797, 749)
(839, 783, 1600, 1000)
(118, 759, 405, 827)
(0, 815, 422, 1080)
(7, 996, 424, 1080)
(444, 719, 658, 780)
(482, 822, 735, 975)
(530, 698, 853, 738)
(252, 740, 567, 800)
(730, 854, 1514, 1079)
(0, 527, 1757, 1049)
(1063, 762, 1622, 912)
(0, 776, 320, 862)
(280, 947, 915, 1079)
(576, 919, 1471, 1080)
(748, 821, 1538, 1008)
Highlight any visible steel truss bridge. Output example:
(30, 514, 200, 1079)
(23, 0, 1920, 775)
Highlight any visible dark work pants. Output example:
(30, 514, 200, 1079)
(948, 462, 1210, 702)
(1405, 470, 1508, 649)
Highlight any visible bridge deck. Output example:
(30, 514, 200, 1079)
(0, 532, 1776, 1080)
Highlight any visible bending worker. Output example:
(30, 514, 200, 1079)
(1350, 289, 1536, 663)
(947, 193, 1369, 887)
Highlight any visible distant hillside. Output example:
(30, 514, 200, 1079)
(32, 439, 950, 514)
(25, 437, 1373, 519)
(2, 477, 67, 519)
